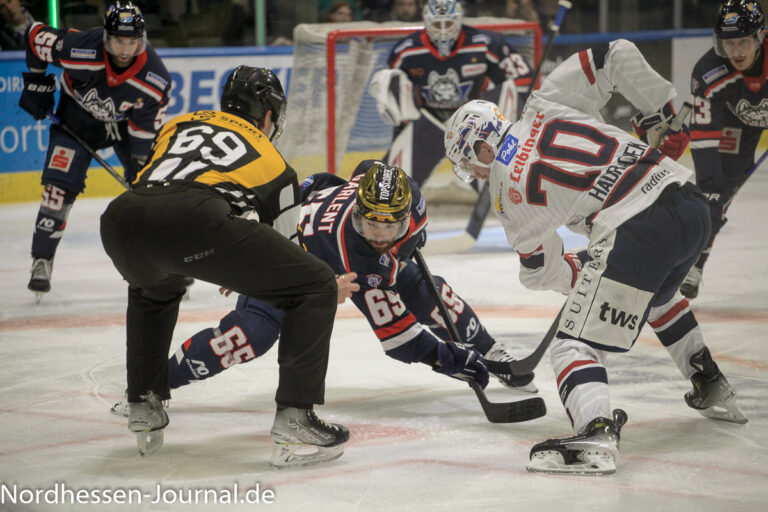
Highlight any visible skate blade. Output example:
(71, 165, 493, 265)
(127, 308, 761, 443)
(110, 399, 129, 418)
(526, 450, 617, 476)
(136, 430, 164, 456)
(492, 374, 538, 393)
(269, 443, 344, 469)
(34, 292, 44, 305)
(698, 400, 748, 424)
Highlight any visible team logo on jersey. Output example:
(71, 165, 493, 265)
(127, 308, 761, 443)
(378, 253, 390, 266)
(507, 186, 522, 204)
(56, 40, 64, 52)
(422, 69, 472, 107)
(80, 89, 118, 122)
(728, 99, 768, 128)
(366, 274, 383, 288)
(70, 48, 96, 59)
(146, 71, 168, 90)
(495, 134, 518, 165)
(49, 146, 75, 173)
(461, 63, 487, 77)
(703, 65, 728, 84)
(416, 194, 426, 215)
(691, 78, 700, 92)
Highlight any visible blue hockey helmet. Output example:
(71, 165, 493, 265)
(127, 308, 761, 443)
(103, 1, 147, 59)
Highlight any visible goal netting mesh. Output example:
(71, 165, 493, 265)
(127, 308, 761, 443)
(277, 18, 541, 201)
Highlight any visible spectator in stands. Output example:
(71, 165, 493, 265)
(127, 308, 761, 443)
(323, 1, 356, 22)
(0, 0, 33, 50)
(505, 0, 540, 23)
(389, 0, 422, 21)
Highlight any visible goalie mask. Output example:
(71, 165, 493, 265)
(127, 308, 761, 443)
(352, 163, 412, 248)
(444, 100, 511, 182)
(423, 0, 463, 57)
(221, 66, 287, 141)
(714, 0, 765, 59)
(103, 1, 147, 60)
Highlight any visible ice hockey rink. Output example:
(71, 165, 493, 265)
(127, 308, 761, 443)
(1, 169, 766, 512)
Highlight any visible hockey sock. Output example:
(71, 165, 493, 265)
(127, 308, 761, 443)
(31, 184, 76, 259)
(648, 296, 706, 379)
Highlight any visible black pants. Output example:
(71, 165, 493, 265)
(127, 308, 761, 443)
(100, 182, 338, 405)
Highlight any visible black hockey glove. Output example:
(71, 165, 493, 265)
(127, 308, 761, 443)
(433, 341, 489, 388)
(19, 72, 56, 121)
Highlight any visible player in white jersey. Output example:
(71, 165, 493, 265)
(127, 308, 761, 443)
(444, 39, 748, 475)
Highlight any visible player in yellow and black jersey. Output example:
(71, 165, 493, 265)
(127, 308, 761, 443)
(99, 66, 351, 465)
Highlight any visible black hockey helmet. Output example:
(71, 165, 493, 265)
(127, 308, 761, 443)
(715, 0, 764, 39)
(352, 162, 412, 245)
(103, 1, 147, 58)
(221, 66, 287, 141)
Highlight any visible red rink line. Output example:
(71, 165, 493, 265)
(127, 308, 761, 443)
(2, 304, 765, 333)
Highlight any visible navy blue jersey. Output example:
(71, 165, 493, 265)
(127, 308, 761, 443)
(387, 25, 532, 121)
(299, 160, 444, 363)
(25, 22, 171, 159)
(690, 40, 768, 195)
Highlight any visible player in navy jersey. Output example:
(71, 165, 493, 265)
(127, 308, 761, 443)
(19, 1, 170, 303)
(110, 160, 538, 423)
(682, 0, 768, 299)
(367, 0, 532, 186)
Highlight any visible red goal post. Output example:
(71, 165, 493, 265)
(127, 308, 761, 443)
(278, 19, 542, 178)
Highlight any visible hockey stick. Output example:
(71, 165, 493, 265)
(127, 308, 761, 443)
(723, 146, 768, 209)
(46, 112, 131, 190)
(411, 248, 546, 423)
(425, 0, 572, 255)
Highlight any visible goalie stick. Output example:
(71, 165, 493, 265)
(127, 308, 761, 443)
(411, 248, 546, 423)
(47, 112, 131, 190)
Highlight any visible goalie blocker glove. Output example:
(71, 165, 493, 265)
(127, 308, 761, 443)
(631, 101, 690, 161)
(19, 72, 56, 120)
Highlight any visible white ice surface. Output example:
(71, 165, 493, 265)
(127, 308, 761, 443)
(1, 171, 766, 511)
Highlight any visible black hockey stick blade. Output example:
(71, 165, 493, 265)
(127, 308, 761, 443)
(470, 381, 546, 423)
(484, 306, 563, 376)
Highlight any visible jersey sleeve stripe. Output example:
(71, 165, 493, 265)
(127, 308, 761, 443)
(648, 298, 690, 330)
(126, 77, 163, 103)
(59, 59, 105, 70)
(127, 119, 156, 139)
(578, 50, 596, 85)
(690, 129, 722, 140)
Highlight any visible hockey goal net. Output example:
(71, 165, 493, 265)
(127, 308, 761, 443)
(277, 19, 542, 199)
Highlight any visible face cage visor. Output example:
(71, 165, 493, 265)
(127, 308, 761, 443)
(269, 97, 287, 142)
(104, 32, 147, 59)
(714, 29, 765, 58)
(351, 209, 410, 244)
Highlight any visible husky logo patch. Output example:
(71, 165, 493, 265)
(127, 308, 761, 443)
(366, 274, 383, 288)
(495, 134, 518, 165)
(49, 146, 75, 173)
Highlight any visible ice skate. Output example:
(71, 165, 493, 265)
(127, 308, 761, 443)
(685, 348, 747, 424)
(28, 258, 52, 304)
(527, 409, 628, 475)
(680, 265, 702, 299)
(128, 392, 169, 456)
(110, 392, 129, 417)
(269, 407, 349, 469)
(484, 342, 537, 393)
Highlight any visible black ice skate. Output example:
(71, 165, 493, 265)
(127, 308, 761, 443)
(484, 342, 537, 393)
(269, 407, 349, 469)
(28, 258, 52, 304)
(680, 265, 702, 299)
(685, 347, 747, 424)
(128, 392, 169, 456)
(527, 409, 628, 475)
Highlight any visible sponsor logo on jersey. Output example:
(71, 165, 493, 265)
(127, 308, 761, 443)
(146, 71, 168, 90)
(719, 126, 742, 153)
(507, 186, 522, 204)
(640, 168, 672, 194)
(416, 194, 426, 215)
(462, 63, 487, 77)
(70, 48, 96, 59)
(703, 65, 728, 84)
(496, 134, 518, 165)
(366, 274, 383, 288)
(378, 253, 390, 266)
(598, 301, 638, 330)
(494, 184, 505, 213)
(55, 40, 63, 52)
(49, 146, 75, 172)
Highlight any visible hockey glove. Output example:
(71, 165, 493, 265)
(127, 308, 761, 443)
(19, 72, 56, 121)
(434, 341, 489, 389)
(631, 102, 689, 160)
(563, 249, 590, 288)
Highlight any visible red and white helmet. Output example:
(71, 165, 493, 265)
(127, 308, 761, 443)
(444, 100, 512, 182)
(423, 0, 463, 57)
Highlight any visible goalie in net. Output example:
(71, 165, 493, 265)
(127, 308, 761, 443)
(277, 0, 540, 188)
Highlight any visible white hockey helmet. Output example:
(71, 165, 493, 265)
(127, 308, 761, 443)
(423, 0, 463, 57)
(444, 100, 511, 182)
